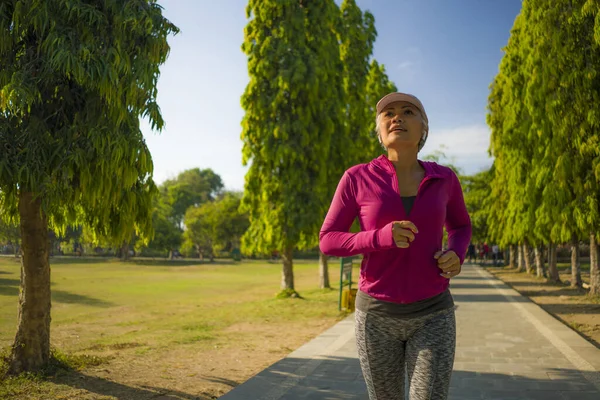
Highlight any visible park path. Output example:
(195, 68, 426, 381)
(219, 264, 600, 400)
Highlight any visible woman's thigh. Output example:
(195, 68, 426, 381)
(355, 310, 407, 400)
(405, 308, 456, 400)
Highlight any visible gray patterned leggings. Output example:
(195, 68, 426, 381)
(355, 308, 456, 400)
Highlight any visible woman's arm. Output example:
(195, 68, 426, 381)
(319, 172, 396, 257)
(445, 171, 472, 263)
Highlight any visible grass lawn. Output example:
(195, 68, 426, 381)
(0, 256, 353, 399)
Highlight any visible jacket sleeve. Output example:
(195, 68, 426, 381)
(445, 170, 472, 264)
(319, 172, 397, 257)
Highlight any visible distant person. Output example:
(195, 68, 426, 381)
(483, 242, 490, 264)
(467, 242, 476, 263)
(492, 244, 500, 266)
(320, 92, 472, 400)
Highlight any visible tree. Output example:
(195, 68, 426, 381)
(364, 60, 397, 159)
(313, 0, 377, 290)
(183, 191, 249, 260)
(240, 0, 343, 296)
(212, 192, 249, 252)
(0, 0, 178, 373)
(183, 203, 217, 261)
(461, 168, 492, 244)
(338, 0, 377, 165)
(486, 0, 600, 291)
(145, 195, 182, 259)
(523, 0, 600, 287)
(0, 209, 20, 255)
(161, 168, 224, 228)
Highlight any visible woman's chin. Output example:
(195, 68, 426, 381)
(385, 139, 419, 151)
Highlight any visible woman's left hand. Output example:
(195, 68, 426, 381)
(434, 250, 461, 278)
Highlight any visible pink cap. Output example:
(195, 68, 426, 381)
(376, 92, 428, 125)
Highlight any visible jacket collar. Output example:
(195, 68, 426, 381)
(372, 154, 445, 179)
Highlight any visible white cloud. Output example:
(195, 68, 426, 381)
(398, 61, 414, 70)
(421, 124, 494, 174)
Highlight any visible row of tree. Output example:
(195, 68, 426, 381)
(239, 0, 396, 294)
(0, 167, 249, 261)
(470, 0, 600, 294)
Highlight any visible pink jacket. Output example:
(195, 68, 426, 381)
(319, 155, 472, 304)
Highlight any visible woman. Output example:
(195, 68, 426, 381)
(319, 92, 471, 400)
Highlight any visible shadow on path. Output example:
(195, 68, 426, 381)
(220, 355, 599, 400)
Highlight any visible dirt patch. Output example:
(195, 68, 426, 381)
(485, 266, 600, 349)
(5, 317, 343, 399)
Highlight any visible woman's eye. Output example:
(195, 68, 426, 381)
(404, 109, 414, 115)
(385, 111, 394, 117)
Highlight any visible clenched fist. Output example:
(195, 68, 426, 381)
(434, 250, 461, 278)
(392, 221, 419, 248)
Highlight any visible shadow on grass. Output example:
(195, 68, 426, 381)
(130, 259, 225, 267)
(49, 257, 113, 265)
(539, 303, 600, 315)
(49, 371, 205, 400)
(51, 291, 114, 307)
(200, 375, 240, 388)
(0, 278, 19, 296)
(0, 277, 112, 307)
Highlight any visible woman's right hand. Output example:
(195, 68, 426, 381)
(392, 221, 419, 248)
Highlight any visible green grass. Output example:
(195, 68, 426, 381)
(0, 256, 350, 357)
(0, 257, 353, 398)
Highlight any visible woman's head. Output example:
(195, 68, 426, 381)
(375, 92, 429, 152)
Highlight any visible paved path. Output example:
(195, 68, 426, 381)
(219, 264, 600, 400)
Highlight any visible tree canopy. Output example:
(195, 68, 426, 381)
(0, 0, 178, 373)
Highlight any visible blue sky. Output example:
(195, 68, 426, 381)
(142, 0, 523, 191)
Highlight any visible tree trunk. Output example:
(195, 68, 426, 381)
(524, 242, 533, 275)
(509, 244, 516, 269)
(547, 242, 560, 283)
(590, 233, 600, 295)
(319, 252, 330, 289)
(281, 246, 294, 290)
(517, 243, 525, 272)
(168, 249, 174, 260)
(570, 235, 582, 288)
(120, 242, 130, 261)
(8, 191, 51, 374)
(534, 245, 546, 278)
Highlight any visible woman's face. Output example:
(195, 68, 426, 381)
(379, 101, 424, 151)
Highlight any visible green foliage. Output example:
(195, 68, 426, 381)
(337, 0, 377, 166)
(364, 60, 397, 158)
(240, 0, 344, 255)
(461, 168, 492, 243)
(161, 168, 224, 228)
(183, 191, 249, 258)
(146, 198, 182, 256)
(0, 215, 19, 246)
(0, 0, 179, 244)
(486, 0, 600, 250)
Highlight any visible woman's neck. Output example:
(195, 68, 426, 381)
(386, 149, 421, 176)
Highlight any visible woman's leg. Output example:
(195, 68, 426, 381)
(405, 309, 456, 400)
(355, 309, 407, 400)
